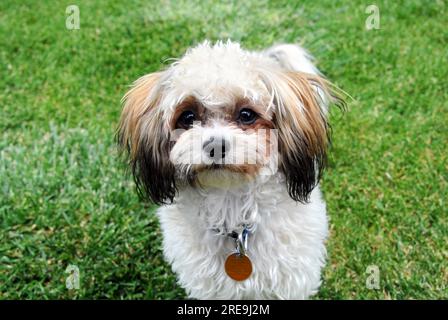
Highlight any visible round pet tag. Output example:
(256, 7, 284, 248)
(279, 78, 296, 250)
(224, 253, 253, 281)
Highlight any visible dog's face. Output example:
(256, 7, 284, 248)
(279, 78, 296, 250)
(118, 41, 341, 204)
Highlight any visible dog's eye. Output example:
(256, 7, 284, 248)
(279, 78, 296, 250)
(177, 110, 196, 129)
(238, 108, 257, 125)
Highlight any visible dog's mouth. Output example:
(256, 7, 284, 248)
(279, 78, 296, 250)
(192, 163, 260, 189)
(194, 163, 229, 174)
(203, 163, 225, 170)
(195, 162, 257, 173)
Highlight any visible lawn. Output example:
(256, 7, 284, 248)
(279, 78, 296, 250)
(0, 0, 446, 299)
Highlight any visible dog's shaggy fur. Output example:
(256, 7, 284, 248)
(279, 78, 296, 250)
(118, 41, 343, 299)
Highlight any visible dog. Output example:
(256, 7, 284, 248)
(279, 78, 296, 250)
(118, 40, 344, 299)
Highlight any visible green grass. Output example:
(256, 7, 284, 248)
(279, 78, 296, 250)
(0, 0, 446, 299)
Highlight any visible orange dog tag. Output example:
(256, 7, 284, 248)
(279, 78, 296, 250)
(225, 253, 253, 281)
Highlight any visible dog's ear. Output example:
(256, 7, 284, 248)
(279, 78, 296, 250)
(117, 72, 176, 205)
(263, 71, 343, 202)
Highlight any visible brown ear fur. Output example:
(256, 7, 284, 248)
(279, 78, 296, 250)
(117, 73, 176, 204)
(271, 71, 343, 202)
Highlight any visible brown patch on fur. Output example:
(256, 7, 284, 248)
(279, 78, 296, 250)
(279, 72, 333, 156)
(117, 72, 177, 204)
(117, 72, 162, 160)
(249, 118, 275, 130)
(233, 98, 275, 131)
(261, 70, 344, 202)
(170, 96, 205, 129)
(194, 164, 260, 177)
(235, 98, 270, 118)
(227, 164, 260, 176)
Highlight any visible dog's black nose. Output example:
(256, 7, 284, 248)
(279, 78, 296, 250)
(203, 137, 228, 161)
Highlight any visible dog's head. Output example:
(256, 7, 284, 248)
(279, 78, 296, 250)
(118, 41, 343, 204)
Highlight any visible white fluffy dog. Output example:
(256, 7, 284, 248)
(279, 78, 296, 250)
(118, 40, 344, 299)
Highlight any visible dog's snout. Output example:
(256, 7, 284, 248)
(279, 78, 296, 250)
(203, 136, 229, 161)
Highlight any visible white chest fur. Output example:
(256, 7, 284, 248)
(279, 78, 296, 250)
(156, 174, 328, 299)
